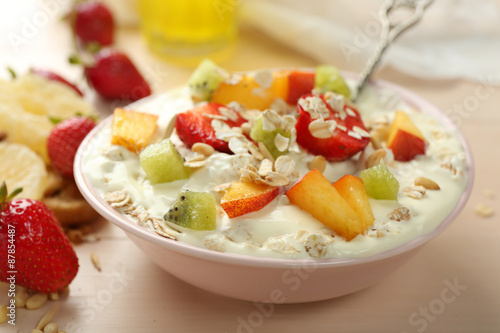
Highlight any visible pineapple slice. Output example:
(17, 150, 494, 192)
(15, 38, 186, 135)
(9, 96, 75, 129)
(111, 108, 158, 153)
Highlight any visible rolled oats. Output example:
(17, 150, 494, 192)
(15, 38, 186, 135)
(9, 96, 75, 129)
(258, 142, 275, 161)
(309, 119, 337, 139)
(219, 106, 240, 122)
(246, 142, 264, 160)
(266, 236, 299, 255)
(270, 97, 290, 115)
(152, 218, 178, 240)
(274, 155, 296, 177)
(254, 70, 273, 89)
(228, 137, 248, 155)
(212, 183, 232, 192)
(240, 122, 252, 136)
(304, 233, 328, 258)
(258, 159, 273, 177)
(388, 207, 411, 222)
(164, 114, 177, 138)
(263, 171, 290, 187)
(204, 234, 226, 252)
(184, 159, 207, 168)
(204, 113, 228, 121)
(104, 190, 131, 208)
(353, 125, 371, 138)
(298, 95, 330, 120)
(324, 92, 345, 112)
(262, 109, 282, 131)
(281, 115, 297, 132)
(274, 133, 290, 152)
(403, 186, 426, 199)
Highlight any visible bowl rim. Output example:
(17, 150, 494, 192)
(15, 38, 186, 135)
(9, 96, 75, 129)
(74, 71, 474, 269)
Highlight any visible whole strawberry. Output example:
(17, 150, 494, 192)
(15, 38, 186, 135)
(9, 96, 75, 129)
(31, 68, 84, 96)
(0, 182, 79, 293)
(48, 117, 96, 177)
(84, 49, 151, 101)
(73, 1, 114, 48)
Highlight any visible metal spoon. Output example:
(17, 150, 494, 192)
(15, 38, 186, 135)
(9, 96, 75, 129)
(353, 0, 434, 102)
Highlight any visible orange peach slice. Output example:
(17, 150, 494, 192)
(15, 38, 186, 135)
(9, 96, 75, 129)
(386, 110, 427, 161)
(286, 169, 363, 241)
(332, 175, 375, 231)
(221, 182, 280, 218)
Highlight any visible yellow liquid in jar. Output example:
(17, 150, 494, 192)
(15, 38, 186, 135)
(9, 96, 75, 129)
(138, 0, 238, 66)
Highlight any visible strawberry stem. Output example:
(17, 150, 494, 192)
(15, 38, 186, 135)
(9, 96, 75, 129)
(69, 54, 81, 65)
(0, 181, 23, 210)
(6, 67, 17, 79)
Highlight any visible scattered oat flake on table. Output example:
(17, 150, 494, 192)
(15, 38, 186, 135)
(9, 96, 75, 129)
(483, 188, 495, 199)
(475, 203, 494, 218)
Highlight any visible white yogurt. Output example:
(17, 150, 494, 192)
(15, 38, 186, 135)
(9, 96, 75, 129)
(83, 86, 468, 259)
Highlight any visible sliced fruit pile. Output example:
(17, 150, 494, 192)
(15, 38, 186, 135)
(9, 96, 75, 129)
(108, 60, 430, 242)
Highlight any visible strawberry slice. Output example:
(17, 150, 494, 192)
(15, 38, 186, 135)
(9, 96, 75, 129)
(175, 103, 247, 153)
(0, 183, 79, 293)
(295, 93, 370, 161)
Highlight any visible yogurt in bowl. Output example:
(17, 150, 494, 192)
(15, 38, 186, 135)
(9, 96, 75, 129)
(75, 67, 472, 302)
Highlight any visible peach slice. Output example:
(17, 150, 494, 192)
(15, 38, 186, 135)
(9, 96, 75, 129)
(220, 182, 280, 218)
(111, 108, 158, 153)
(286, 169, 363, 241)
(332, 175, 375, 231)
(210, 71, 289, 110)
(386, 110, 427, 161)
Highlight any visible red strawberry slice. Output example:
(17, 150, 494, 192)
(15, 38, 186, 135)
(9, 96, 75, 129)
(0, 183, 79, 293)
(73, 1, 114, 47)
(48, 117, 96, 177)
(31, 68, 84, 96)
(295, 94, 370, 161)
(84, 49, 151, 101)
(175, 103, 247, 153)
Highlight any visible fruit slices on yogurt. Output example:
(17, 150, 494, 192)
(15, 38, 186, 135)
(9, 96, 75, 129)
(85, 60, 468, 259)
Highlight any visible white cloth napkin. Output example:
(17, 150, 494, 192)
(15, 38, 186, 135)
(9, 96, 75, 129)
(239, 0, 500, 85)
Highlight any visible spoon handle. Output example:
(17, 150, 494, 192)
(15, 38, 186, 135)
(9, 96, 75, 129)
(353, 0, 433, 102)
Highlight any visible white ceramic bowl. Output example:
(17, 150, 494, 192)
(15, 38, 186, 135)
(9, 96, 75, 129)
(74, 77, 474, 303)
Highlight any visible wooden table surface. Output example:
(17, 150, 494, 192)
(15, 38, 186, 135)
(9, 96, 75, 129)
(1, 2, 499, 332)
